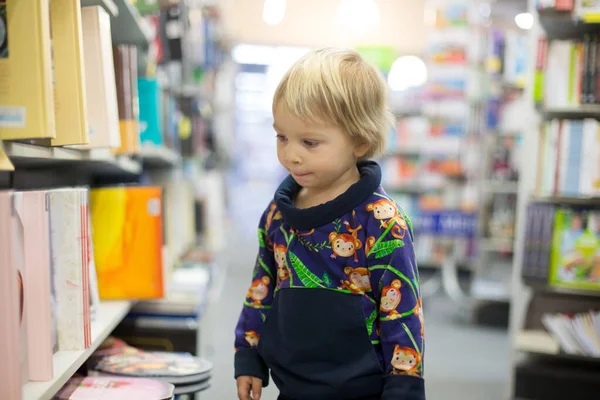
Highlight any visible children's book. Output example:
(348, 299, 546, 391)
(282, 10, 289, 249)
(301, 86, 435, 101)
(48, 188, 92, 351)
(50, 0, 89, 146)
(549, 207, 600, 290)
(0, 191, 22, 400)
(17, 191, 53, 381)
(90, 351, 213, 385)
(78, 6, 121, 149)
(54, 376, 174, 400)
(0, 0, 55, 140)
(91, 186, 164, 300)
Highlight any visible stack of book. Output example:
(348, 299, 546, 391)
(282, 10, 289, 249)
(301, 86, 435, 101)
(536, 119, 600, 197)
(522, 203, 600, 290)
(87, 337, 213, 398)
(55, 376, 175, 400)
(542, 310, 600, 357)
(0, 185, 166, 395)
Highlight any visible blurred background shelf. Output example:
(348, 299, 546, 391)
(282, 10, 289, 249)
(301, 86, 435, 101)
(138, 146, 182, 168)
(110, 0, 152, 48)
(541, 105, 600, 119)
(81, 0, 119, 17)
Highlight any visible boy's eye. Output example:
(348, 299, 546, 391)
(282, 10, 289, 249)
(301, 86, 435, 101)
(303, 140, 319, 147)
(276, 134, 287, 142)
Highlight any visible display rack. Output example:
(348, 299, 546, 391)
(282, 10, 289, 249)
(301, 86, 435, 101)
(508, 1, 600, 398)
(22, 301, 132, 400)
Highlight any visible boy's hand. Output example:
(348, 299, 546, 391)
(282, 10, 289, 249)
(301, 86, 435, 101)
(237, 376, 262, 400)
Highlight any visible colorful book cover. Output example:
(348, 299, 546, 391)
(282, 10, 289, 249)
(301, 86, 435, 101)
(18, 191, 53, 381)
(91, 351, 212, 385)
(113, 45, 140, 154)
(549, 207, 600, 290)
(55, 377, 174, 400)
(78, 6, 121, 149)
(138, 78, 163, 146)
(48, 188, 92, 351)
(0, 0, 55, 140)
(91, 186, 165, 300)
(50, 0, 89, 146)
(0, 191, 22, 400)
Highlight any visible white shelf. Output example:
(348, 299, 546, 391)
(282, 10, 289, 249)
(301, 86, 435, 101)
(23, 300, 132, 400)
(515, 330, 560, 355)
(139, 146, 182, 168)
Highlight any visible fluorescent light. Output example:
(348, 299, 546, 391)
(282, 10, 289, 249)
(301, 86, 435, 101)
(263, 0, 286, 25)
(514, 13, 533, 30)
(388, 56, 427, 92)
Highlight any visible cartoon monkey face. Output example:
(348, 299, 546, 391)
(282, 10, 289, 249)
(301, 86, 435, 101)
(274, 244, 287, 268)
(245, 331, 260, 347)
(344, 267, 371, 291)
(249, 276, 270, 301)
(392, 345, 419, 372)
(330, 233, 359, 258)
(366, 199, 397, 220)
(380, 280, 402, 312)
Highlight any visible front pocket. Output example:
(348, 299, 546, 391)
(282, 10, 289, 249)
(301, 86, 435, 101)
(258, 288, 384, 399)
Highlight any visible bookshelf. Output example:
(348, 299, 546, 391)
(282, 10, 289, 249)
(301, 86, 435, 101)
(22, 301, 132, 400)
(139, 146, 182, 168)
(508, 1, 600, 398)
(110, 0, 152, 48)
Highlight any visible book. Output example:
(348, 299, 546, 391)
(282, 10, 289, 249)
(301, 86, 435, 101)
(91, 186, 165, 300)
(113, 45, 140, 154)
(48, 188, 92, 351)
(0, 0, 55, 140)
(549, 207, 600, 290)
(15, 191, 53, 381)
(0, 191, 22, 400)
(0, 139, 14, 170)
(541, 310, 600, 357)
(78, 6, 121, 149)
(139, 78, 163, 146)
(55, 376, 175, 400)
(90, 351, 213, 385)
(50, 0, 89, 146)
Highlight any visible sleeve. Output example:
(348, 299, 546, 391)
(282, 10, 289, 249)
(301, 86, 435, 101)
(366, 205, 425, 400)
(233, 203, 278, 387)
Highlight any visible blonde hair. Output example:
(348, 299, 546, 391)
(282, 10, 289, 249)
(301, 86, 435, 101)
(273, 47, 393, 159)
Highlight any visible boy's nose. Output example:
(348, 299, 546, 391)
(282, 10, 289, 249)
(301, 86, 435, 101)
(285, 150, 301, 165)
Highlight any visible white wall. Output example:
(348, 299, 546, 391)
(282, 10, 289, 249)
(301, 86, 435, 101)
(220, 0, 427, 55)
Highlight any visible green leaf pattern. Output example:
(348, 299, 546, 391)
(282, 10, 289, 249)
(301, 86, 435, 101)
(288, 251, 325, 288)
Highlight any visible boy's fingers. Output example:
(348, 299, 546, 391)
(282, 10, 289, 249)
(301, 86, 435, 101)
(237, 379, 251, 400)
(251, 378, 262, 400)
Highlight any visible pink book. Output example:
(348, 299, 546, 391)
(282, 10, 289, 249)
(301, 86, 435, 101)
(55, 377, 174, 400)
(18, 191, 54, 381)
(0, 191, 22, 400)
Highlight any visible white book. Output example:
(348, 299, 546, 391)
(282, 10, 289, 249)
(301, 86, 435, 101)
(545, 41, 572, 107)
(76, 6, 121, 149)
(48, 188, 91, 351)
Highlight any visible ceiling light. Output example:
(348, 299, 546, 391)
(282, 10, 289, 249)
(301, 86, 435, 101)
(263, 0, 287, 25)
(388, 56, 427, 92)
(514, 13, 533, 30)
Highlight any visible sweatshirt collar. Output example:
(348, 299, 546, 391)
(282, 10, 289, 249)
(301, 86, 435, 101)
(274, 160, 381, 230)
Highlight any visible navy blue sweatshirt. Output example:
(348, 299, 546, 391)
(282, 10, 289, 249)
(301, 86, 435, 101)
(234, 162, 425, 400)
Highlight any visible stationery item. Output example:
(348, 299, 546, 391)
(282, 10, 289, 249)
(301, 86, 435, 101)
(50, 0, 89, 146)
(55, 376, 175, 400)
(79, 6, 121, 149)
(0, 0, 55, 140)
(0, 191, 22, 400)
(91, 186, 164, 300)
(48, 188, 92, 351)
(16, 191, 53, 381)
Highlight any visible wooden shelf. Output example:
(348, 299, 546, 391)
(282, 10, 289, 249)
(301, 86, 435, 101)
(110, 0, 152, 48)
(23, 301, 132, 400)
(81, 0, 119, 17)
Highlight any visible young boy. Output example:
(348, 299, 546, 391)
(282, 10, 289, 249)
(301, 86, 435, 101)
(234, 48, 425, 400)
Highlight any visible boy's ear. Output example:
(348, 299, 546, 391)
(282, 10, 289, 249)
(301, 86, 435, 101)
(354, 142, 371, 158)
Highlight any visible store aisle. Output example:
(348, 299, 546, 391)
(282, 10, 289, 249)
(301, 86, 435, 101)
(199, 185, 510, 400)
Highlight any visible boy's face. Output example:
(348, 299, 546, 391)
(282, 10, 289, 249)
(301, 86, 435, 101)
(273, 104, 368, 190)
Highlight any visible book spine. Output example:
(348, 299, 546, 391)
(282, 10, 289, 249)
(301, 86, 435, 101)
(588, 34, 598, 103)
(0, 191, 22, 400)
(582, 36, 590, 104)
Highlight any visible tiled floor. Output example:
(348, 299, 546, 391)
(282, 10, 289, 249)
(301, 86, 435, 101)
(197, 183, 511, 400)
